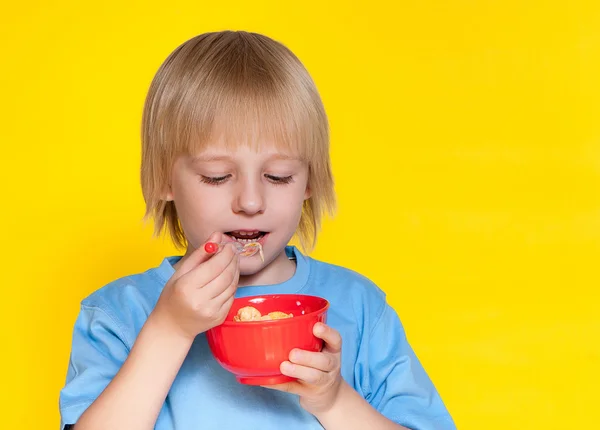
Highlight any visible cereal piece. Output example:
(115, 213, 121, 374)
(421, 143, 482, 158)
(240, 242, 264, 262)
(233, 305, 294, 322)
(235, 306, 262, 322)
(239, 243, 258, 257)
(267, 311, 293, 320)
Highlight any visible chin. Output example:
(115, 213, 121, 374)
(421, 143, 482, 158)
(238, 258, 267, 276)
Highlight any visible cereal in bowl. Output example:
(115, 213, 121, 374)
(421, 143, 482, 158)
(233, 306, 293, 322)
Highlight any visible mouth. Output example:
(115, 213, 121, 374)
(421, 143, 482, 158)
(225, 230, 268, 245)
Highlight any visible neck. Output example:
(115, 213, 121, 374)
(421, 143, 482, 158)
(238, 248, 296, 287)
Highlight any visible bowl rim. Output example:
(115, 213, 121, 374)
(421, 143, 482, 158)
(220, 293, 330, 326)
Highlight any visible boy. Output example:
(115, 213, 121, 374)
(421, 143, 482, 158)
(60, 30, 456, 430)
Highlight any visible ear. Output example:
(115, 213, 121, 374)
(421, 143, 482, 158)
(304, 184, 312, 200)
(163, 184, 174, 201)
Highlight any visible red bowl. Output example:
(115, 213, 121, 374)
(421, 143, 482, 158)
(206, 294, 329, 385)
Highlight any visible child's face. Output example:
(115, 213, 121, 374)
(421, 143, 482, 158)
(167, 142, 310, 276)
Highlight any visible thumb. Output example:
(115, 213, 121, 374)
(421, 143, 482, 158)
(260, 382, 303, 396)
(172, 232, 223, 280)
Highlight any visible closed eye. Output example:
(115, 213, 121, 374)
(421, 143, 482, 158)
(265, 174, 294, 184)
(200, 175, 231, 185)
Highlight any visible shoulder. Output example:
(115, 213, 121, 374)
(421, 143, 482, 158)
(75, 261, 170, 344)
(308, 257, 385, 298)
(81, 269, 162, 309)
(304, 255, 388, 326)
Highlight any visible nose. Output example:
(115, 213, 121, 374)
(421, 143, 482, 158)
(232, 176, 265, 215)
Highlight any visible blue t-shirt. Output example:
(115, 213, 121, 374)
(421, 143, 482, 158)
(60, 246, 456, 429)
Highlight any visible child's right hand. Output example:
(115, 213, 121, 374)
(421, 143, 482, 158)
(151, 232, 240, 341)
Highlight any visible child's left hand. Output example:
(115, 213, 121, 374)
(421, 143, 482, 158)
(262, 322, 344, 416)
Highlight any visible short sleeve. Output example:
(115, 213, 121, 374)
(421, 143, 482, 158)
(59, 304, 131, 428)
(360, 304, 456, 430)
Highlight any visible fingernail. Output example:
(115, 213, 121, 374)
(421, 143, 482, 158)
(281, 361, 293, 374)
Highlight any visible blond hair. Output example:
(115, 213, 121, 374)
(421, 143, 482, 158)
(141, 31, 335, 251)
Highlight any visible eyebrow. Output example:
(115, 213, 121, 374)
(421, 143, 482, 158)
(191, 154, 233, 163)
(192, 154, 301, 163)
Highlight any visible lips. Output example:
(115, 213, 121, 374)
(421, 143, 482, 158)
(224, 231, 269, 247)
(227, 230, 264, 240)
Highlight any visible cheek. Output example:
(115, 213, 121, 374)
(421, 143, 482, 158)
(172, 183, 227, 224)
(269, 187, 306, 216)
(175, 199, 228, 247)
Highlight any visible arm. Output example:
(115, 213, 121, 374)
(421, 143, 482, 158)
(73, 313, 192, 430)
(262, 321, 410, 430)
(356, 304, 456, 430)
(261, 302, 454, 430)
(60, 235, 239, 429)
(315, 381, 410, 430)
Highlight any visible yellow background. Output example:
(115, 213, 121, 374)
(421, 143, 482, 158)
(1, 1, 599, 428)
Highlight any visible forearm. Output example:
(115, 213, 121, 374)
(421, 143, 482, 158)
(315, 382, 410, 430)
(74, 313, 193, 430)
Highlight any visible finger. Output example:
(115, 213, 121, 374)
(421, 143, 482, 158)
(180, 241, 238, 288)
(260, 381, 305, 396)
(171, 232, 223, 280)
(217, 291, 236, 317)
(202, 250, 239, 298)
(280, 361, 328, 386)
(289, 349, 336, 373)
(314, 323, 342, 353)
(214, 260, 240, 305)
